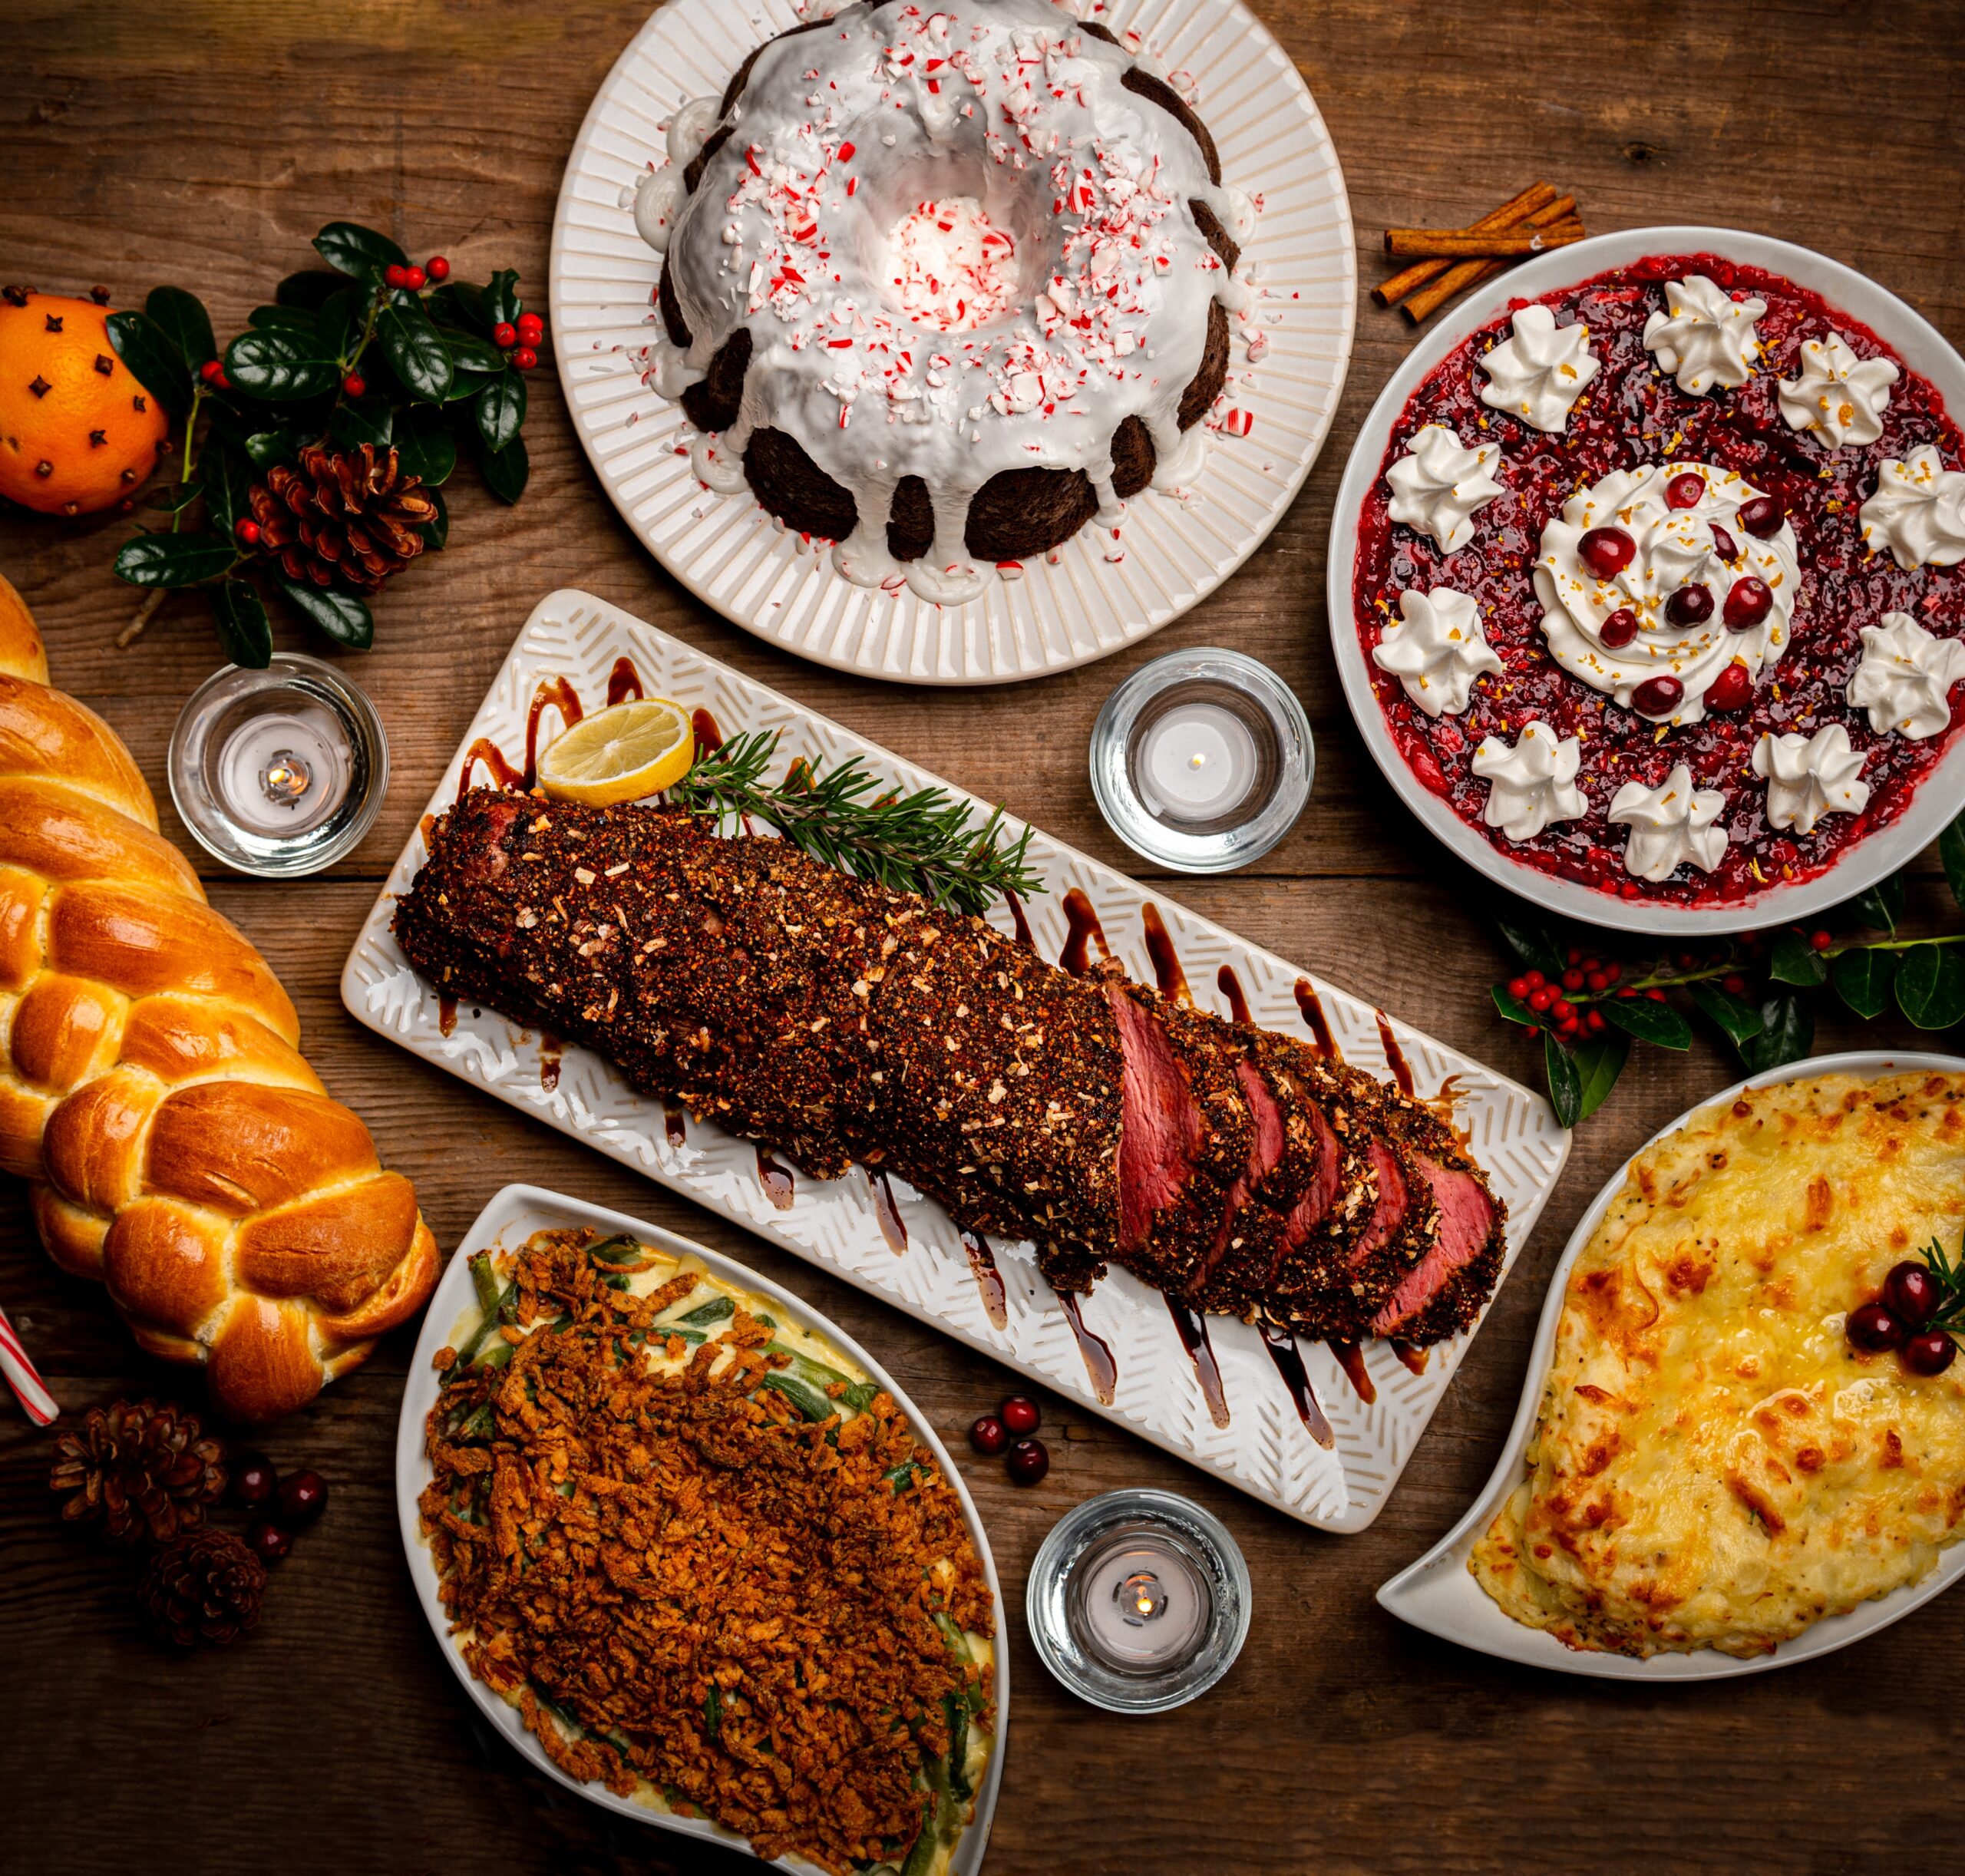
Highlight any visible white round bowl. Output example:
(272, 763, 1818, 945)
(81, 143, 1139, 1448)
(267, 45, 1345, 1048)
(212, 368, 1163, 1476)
(1326, 226, 1965, 936)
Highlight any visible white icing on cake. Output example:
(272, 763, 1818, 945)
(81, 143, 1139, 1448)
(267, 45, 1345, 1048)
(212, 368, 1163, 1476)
(1608, 765, 1729, 881)
(1533, 461, 1800, 725)
(1778, 332, 1898, 449)
(1470, 721, 1586, 843)
(1846, 609, 1965, 739)
(1642, 274, 1765, 395)
(1752, 726, 1870, 834)
(1372, 587, 1501, 718)
(1384, 425, 1502, 555)
(637, 0, 1249, 603)
(1477, 305, 1599, 434)
(1859, 444, 1965, 569)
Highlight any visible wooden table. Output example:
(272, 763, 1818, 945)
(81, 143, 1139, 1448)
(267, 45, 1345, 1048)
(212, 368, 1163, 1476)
(5, 2, 1963, 1870)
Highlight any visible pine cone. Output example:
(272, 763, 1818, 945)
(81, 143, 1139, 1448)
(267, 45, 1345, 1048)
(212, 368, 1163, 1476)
(138, 1529, 266, 1650)
(249, 440, 438, 594)
(50, 1398, 227, 1547)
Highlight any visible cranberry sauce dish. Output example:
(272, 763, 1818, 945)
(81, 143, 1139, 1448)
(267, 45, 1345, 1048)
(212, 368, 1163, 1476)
(1352, 252, 1965, 907)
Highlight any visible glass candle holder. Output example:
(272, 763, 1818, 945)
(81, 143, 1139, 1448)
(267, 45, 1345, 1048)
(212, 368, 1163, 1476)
(1088, 649, 1313, 874)
(1026, 1488, 1251, 1713)
(167, 653, 388, 877)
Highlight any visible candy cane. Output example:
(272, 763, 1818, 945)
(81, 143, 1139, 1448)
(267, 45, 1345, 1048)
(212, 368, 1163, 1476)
(0, 1303, 58, 1426)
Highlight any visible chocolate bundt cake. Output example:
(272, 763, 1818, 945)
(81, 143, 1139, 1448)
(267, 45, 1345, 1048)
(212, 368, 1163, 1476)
(632, 0, 1252, 603)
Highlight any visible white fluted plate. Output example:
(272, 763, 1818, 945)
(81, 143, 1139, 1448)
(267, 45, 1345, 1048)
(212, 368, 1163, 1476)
(548, 0, 1354, 683)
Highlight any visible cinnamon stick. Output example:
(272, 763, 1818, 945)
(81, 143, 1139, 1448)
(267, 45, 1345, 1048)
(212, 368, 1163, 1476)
(1372, 183, 1557, 306)
(1384, 220, 1583, 259)
(1403, 194, 1580, 323)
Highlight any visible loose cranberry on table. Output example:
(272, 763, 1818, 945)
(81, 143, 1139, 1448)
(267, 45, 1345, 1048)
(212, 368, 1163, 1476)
(999, 1394, 1040, 1436)
(1847, 1301, 1907, 1353)
(245, 1519, 292, 1564)
(276, 1469, 328, 1528)
(1903, 1330, 1958, 1377)
(230, 1452, 278, 1510)
(1006, 1437, 1049, 1486)
(969, 1413, 1008, 1456)
(1884, 1260, 1940, 1325)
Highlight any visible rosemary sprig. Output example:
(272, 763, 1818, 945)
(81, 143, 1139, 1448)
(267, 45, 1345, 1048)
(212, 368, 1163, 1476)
(670, 728, 1044, 918)
(1917, 1237, 1965, 1340)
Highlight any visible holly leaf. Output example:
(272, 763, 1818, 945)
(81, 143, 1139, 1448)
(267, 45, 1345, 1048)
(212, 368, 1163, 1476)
(484, 268, 521, 329)
(1491, 984, 1535, 1027)
(313, 220, 408, 280)
(243, 428, 296, 469)
(1689, 979, 1764, 1045)
(246, 305, 318, 335)
(226, 328, 339, 401)
(1600, 994, 1693, 1050)
(144, 286, 216, 373)
(428, 280, 489, 336)
(142, 481, 203, 514)
(1768, 928, 1829, 987)
(114, 532, 238, 588)
(197, 441, 255, 534)
(1739, 991, 1814, 1072)
(1895, 944, 1965, 1031)
(276, 576, 373, 650)
(475, 431, 529, 504)
(395, 405, 456, 487)
(1942, 810, 1965, 910)
(315, 287, 365, 367)
(1543, 1032, 1581, 1129)
(446, 332, 509, 376)
(1850, 874, 1905, 935)
(418, 483, 448, 551)
(378, 298, 454, 403)
(474, 370, 526, 453)
(277, 269, 352, 311)
(1491, 909, 1564, 979)
(1831, 947, 1897, 1020)
(1570, 1028, 1630, 1125)
(106, 309, 193, 420)
(330, 396, 395, 451)
(210, 579, 272, 669)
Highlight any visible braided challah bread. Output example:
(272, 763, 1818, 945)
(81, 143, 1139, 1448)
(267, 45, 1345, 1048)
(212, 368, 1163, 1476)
(0, 578, 438, 1422)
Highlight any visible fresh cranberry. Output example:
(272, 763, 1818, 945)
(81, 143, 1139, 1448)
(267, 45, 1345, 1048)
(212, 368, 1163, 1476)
(426, 256, 451, 282)
(969, 1413, 1007, 1455)
(1723, 577, 1772, 631)
(1848, 1302, 1907, 1353)
(1666, 472, 1706, 510)
(1705, 661, 1752, 712)
(516, 312, 545, 345)
(342, 373, 367, 398)
(230, 1452, 278, 1510)
(276, 1469, 328, 1528)
(1666, 584, 1713, 627)
(1885, 1263, 1940, 1325)
(1000, 1395, 1041, 1437)
(493, 321, 518, 348)
(1579, 527, 1636, 579)
(1006, 1437, 1049, 1485)
(1737, 495, 1782, 537)
(1631, 675, 1684, 718)
(1904, 1330, 1957, 1377)
(1709, 524, 1739, 563)
(512, 345, 539, 371)
(233, 517, 262, 547)
(244, 1519, 292, 1564)
(1599, 606, 1640, 649)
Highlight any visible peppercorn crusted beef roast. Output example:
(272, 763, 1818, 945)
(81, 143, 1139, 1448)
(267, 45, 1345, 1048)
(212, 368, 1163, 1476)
(395, 790, 1508, 1346)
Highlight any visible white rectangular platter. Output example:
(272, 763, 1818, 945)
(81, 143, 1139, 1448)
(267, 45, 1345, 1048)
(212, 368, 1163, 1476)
(343, 588, 1570, 1531)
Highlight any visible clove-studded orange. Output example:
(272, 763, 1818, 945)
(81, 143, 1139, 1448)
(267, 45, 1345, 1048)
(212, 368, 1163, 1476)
(0, 290, 170, 515)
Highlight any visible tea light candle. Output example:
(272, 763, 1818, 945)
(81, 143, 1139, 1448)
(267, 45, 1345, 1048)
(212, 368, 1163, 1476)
(168, 653, 388, 878)
(1026, 1488, 1250, 1713)
(1089, 649, 1313, 874)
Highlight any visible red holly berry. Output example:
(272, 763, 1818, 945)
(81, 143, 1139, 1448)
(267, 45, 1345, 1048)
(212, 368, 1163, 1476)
(1645, 987, 1667, 1002)
(1585, 970, 1610, 993)
(512, 346, 538, 371)
(1528, 987, 1555, 1012)
(516, 312, 545, 345)
(1566, 946, 1584, 966)
(1507, 976, 1531, 1001)
(1523, 970, 1546, 991)
(1562, 968, 1584, 991)
(1811, 930, 1832, 952)
(385, 264, 408, 288)
(1551, 1000, 1575, 1024)
(426, 255, 451, 282)
(1586, 1009, 1607, 1034)
(199, 358, 223, 383)
(1722, 973, 1747, 994)
(493, 321, 518, 348)
(403, 266, 427, 291)
(342, 373, 367, 398)
(234, 518, 262, 547)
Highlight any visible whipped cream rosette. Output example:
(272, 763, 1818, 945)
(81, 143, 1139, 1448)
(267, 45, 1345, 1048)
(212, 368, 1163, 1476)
(1641, 273, 1765, 395)
(1372, 586, 1501, 717)
(1859, 444, 1965, 569)
(1478, 305, 1599, 434)
(1778, 332, 1899, 449)
(1847, 610, 1965, 738)
(1533, 461, 1800, 725)
(1384, 424, 1502, 554)
(1470, 722, 1586, 843)
(1752, 726, 1871, 835)
(1607, 764, 1728, 882)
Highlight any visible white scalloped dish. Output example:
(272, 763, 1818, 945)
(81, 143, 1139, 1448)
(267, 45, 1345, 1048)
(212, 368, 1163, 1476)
(1379, 1051, 1965, 1680)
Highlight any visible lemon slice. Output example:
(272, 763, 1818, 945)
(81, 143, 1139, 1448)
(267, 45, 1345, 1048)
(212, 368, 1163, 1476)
(535, 698, 695, 806)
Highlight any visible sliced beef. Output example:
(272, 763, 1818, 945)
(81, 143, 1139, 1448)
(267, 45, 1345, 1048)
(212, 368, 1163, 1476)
(1364, 1106, 1504, 1339)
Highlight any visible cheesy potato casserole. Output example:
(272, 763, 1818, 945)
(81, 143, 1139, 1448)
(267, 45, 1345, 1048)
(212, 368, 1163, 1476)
(1471, 1070, 1965, 1658)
